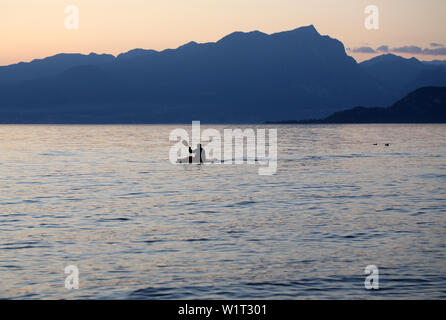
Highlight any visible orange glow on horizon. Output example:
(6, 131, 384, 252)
(1, 0, 445, 66)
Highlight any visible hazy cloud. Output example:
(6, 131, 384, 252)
(376, 45, 389, 52)
(351, 46, 376, 53)
(389, 45, 446, 55)
(349, 44, 446, 56)
(392, 46, 423, 54)
(423, 47, 446, 55)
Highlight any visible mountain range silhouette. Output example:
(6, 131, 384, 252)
(0, 25, 445, 123)
(269, 86, 446, 123)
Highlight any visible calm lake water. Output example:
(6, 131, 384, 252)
(0, 124, 445, 299)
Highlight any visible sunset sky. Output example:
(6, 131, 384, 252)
(1, 0, 445, 66)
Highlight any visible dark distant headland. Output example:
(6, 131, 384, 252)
(1, 25, 446, 123)
(267, 87, 446, 124)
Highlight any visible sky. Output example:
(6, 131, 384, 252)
(1, 0, 445, 66)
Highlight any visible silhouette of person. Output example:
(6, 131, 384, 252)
(199, 144, 206, 163)
(193, 144, 206, 163)
(177, 142, 206, 164)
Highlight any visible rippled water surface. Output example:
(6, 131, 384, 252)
(0, 124, 445, 299)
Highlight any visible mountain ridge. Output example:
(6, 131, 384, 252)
(270, 87, 446, 124)
(1, 25, 445, 123)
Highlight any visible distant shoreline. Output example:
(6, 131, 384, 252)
(267, 86, 446, 124)
(1, 86, 444, 125)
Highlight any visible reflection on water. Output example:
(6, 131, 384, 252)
(0, 124, 445, 299)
